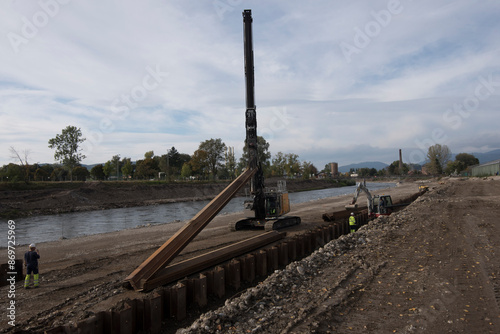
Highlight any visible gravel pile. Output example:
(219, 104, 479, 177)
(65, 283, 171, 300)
(177, 205, 417, 334)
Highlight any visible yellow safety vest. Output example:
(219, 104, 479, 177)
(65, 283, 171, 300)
(349, 216, 356, 226)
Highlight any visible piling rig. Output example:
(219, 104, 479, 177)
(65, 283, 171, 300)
(124, 10, 299, 292)
(229, 10, 301, 231)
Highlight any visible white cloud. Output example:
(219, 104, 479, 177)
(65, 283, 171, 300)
(1, 0, 499, 168)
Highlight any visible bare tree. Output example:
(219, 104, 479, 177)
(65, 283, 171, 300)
(426, 144, 451, 174)
(48, 125, 86, 180)
(10, 146, 31, 183)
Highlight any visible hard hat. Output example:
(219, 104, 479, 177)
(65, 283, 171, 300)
(29, 243, 36, 248)
(351, 212, 354, 216)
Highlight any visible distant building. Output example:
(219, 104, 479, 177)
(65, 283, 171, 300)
(471, 159, 500, 176)
(330, 162, 339, 177)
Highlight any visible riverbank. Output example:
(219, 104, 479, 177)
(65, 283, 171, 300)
(0, 180, 420, 332)
(0, 178, 354, 219)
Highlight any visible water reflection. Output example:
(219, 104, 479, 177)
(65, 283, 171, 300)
(3, 182, 394, 247)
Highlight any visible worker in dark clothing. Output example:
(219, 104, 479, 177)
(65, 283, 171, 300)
(349, 212, 357, 233)
(379, 197, 385, 214)
(24, 243, 40, 288)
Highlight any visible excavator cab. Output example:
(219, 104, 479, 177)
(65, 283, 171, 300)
(264, 181, 291, 218)
(374, 195, 393, 216)
(231, 180, 298, 231)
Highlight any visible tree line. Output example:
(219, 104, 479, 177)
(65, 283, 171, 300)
(1, 126, 480, 183)
(2, 126, 323, 182)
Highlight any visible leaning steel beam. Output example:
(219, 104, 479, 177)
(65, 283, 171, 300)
(141, 231, 285, 291)
(125, 167, 257, 291)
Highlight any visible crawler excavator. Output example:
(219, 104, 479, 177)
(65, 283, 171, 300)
(229, 10, 300, 232)
(345, 180, 394, 218)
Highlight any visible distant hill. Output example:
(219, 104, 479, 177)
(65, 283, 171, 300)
(415, 149, 500, 166)
(338, 161, 388, 173)
(82, 163, 101, 170)
(471, 149, 500, 164)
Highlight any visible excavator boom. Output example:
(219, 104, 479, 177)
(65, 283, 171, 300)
(346, 180, 373, 210)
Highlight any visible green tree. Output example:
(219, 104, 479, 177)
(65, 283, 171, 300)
(444, 153, 479, 175)
(181, 162, 192, 179)
(301, 161, 318, 179)
(103, 161, 113, 179)
(121, 158, 133, 179)
(434, 157, 443, 175)
(135, 152, 158, 179)
(271, 152, 286, 176)
(387, 161, 409, 175)
(223, 147, 237, 179)
(238, 136, 271, 174)
(322, 164, 331, 176)
(189, 149, 209, 177)
(0, 163, 22, 182)
(426, 144, 451, 174)
(111, 155, 121, 179)
(72, 166, 90, 181)
(198, 138, 226, 180)
(455, 153, 479, 167)
(159, 147, 186, 180)
(357, 168, 371, 177)
(285, 153, 300, 177)
(48, 126, 86, 180)
(50, 167, 68, 181)
(90, 164, 105, 180)
(163, 151, 191, 179)
(34, 167, 49, 181)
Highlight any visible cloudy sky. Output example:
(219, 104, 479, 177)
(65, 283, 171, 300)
(1, 0, 499, 169)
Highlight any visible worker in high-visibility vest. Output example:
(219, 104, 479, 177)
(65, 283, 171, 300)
(349, 212, 356, 233)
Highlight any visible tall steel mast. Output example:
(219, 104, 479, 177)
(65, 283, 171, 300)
(243, 9, 265, 219)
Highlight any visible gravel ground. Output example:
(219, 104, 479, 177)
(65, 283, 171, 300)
(177, 177, 500, 334)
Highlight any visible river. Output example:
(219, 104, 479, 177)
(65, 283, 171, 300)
(3, 182, 395, 247)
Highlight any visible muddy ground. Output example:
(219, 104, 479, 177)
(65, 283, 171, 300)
(1, 177, 499, 333)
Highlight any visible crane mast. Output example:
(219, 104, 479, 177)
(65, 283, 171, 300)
(243, 9, 265, 220)
(229, 9, 300, 231)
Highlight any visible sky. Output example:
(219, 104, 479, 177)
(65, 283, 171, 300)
(1, 0, 499, 169)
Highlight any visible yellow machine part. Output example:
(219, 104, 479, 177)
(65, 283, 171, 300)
(280, 193, 291, 215)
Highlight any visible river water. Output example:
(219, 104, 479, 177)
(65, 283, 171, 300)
(3, 182, 395, 247)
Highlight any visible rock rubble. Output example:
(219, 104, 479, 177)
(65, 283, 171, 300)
(178, 201, 415, 334)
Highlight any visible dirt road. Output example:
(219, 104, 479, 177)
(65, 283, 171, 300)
(4, 178, 499, 333)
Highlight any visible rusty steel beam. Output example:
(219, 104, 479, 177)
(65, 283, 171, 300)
(141, 231, 285, 291)
(125, 167, 257, 291)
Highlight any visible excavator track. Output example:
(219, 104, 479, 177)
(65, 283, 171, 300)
(265, 216, 301, 231)
(230, 216, 301, 231)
